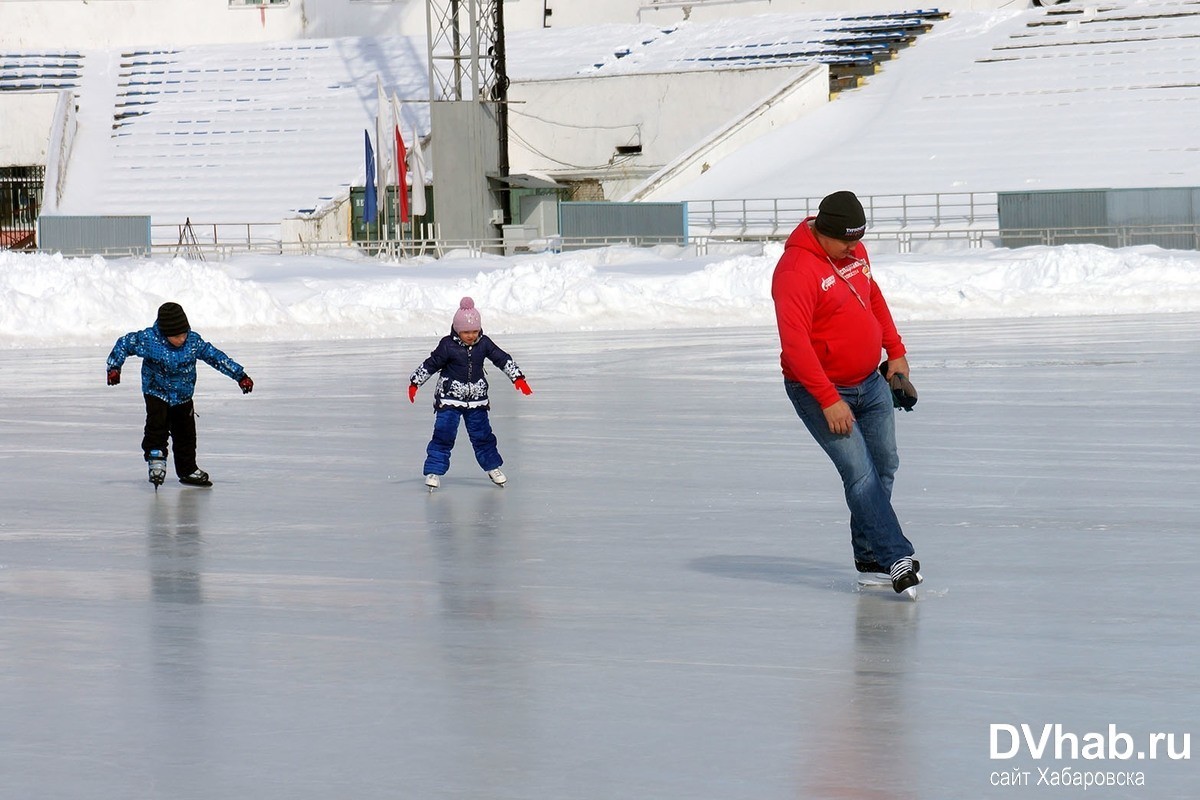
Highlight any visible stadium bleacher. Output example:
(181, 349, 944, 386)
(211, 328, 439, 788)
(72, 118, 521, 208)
(3, 9, 953, 239)
(0, 52, 83, 92)
(614, 9, 948, 95)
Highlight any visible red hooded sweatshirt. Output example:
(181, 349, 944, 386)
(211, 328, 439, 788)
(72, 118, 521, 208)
(771, 217, 906, 409)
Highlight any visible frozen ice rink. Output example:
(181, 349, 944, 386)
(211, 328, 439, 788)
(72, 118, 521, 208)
(2, 313, 1198, 799)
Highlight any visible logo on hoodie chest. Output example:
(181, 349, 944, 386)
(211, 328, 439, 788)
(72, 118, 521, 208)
(822, 258, 871, 292)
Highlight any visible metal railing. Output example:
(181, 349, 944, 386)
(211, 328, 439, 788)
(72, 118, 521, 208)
(156, 220, 284, 253)
(997, 223, 1200, 251)
(125, 232, 692, 261)
(16, 204, 1200, 259)
(693, 223, 1200, 254)
(685, 191, 1000, 238)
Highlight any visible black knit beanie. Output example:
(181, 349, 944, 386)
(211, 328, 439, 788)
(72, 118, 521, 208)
(814, 190, 867, 241)
(157, 302, 190, 336)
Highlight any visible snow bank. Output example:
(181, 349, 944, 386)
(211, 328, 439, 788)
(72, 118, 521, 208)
(3, 243, 1198, 348)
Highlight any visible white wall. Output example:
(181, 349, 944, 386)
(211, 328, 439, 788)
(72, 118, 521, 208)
(0, 0, 415, 49)
(0, 93, 57, 163)
(507, 65, 818, 198)
(281, 197, 352, 244)
(0, 0, 1025, 50)
(626, 63, 827, 201)
(0, 0, 551, 50)
(2, 1, 303, 49)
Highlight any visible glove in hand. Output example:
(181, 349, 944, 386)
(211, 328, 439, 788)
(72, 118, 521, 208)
(514, 377, 532, 395)
(107, 368, 121, 386)
(238, 375, 254, 394)
(879, 362, 917, 411)
(408, 383, 419, 403)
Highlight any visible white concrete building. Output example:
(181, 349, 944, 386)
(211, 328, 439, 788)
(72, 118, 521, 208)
(0, 0, 1030, 246)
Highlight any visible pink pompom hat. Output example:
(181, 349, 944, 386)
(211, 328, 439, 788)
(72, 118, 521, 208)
(452, 296, 482, 332)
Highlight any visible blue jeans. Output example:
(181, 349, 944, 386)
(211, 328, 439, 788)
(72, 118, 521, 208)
(423, 407, 502, 475)
(785, 371, 914, 570)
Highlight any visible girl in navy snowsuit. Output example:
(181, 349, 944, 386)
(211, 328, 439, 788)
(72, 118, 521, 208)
(107, 302, 253, 487)
(408, 297, 531, 489)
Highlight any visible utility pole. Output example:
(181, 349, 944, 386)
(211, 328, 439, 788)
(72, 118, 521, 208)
(425, 0, 510, 242)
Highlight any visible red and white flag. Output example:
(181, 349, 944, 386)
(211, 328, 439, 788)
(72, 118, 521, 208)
(391, 93, 409, 223)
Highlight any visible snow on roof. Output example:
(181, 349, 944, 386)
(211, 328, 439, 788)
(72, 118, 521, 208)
(669, 2, 1200, 200)
(577, 9, 947, 76)
(57, 36, 431, 225)
(35, 1, 1200, 224)
(504, 23, 674, 81)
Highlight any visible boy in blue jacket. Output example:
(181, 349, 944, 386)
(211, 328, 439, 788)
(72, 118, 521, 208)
(409, 297, 531, 489)
(107, 302, 253, 487)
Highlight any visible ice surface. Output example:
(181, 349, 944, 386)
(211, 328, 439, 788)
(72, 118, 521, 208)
(2, 314, 1198, 798)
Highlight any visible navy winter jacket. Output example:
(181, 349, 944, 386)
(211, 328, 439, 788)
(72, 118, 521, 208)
(410, 330, 523, 410)
(107, 325, 246, 406)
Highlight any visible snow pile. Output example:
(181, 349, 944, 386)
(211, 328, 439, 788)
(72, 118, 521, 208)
(879, 245, 1200, 320)
(3, 243, 1199, 348)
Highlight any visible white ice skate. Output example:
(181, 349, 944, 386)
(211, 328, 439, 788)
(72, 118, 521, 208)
(147, 450, 167, 490)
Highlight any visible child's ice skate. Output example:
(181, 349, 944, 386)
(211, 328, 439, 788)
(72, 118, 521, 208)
(147, 450, 167, 490)
(425, 474, 440, 492)
(487, 468, 507, 487)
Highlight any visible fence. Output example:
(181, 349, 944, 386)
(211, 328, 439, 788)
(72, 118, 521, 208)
(11, 190, 1200, 257)
(0, 165, 44, 250)
(686, 191, 999, 238)
(18, 223, 1200, 260)
(37, 214, 151, 256)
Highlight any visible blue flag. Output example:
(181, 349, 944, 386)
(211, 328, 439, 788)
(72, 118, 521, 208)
(364, 130, 377, 224)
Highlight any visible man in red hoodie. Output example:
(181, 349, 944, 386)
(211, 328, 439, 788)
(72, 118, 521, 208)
(771, 190, 920, 594)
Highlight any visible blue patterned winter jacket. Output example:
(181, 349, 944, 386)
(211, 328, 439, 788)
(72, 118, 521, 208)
(107, 325, 246, 406)
(409, 330, 523, 410)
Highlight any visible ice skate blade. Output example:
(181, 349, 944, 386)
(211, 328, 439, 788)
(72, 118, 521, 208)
(857, 571, 923, 589)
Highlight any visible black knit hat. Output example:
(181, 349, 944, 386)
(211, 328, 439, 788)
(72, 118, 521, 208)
(157, 302, 190, 336)
(814, 190, 867, 241)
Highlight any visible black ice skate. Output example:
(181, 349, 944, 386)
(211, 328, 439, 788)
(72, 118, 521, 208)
(179, 469, 212, 487)
(856, 558, 921, 588)
(890, 557, 921, 597)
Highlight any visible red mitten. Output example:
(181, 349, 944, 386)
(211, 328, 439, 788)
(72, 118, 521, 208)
(408, 383, 419, 403)
(514, 377, 532, 396)
(106, 368, 121, 386)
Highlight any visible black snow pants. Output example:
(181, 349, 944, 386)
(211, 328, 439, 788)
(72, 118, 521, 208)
(142, 395, 199, 477)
